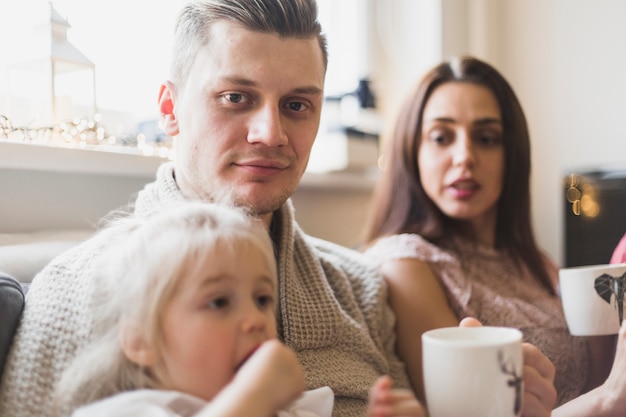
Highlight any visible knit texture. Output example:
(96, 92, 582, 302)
(0, 162, 409, 417)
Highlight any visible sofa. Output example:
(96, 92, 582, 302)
(0, 230, 91, 382)
(0, 273, 24, 381)
(0, 229, 92, 284)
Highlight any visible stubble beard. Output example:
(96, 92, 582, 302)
(204, 180, 293, 218)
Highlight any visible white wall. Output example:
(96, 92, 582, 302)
(495, 0, 626, 265)
(371, 0, 626, 265)
(3, 1, 626, 261)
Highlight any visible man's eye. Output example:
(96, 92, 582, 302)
(225, 93, 243, 103)
(285, 101, 308, 112)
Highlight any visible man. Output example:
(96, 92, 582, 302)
(0, 2, 409, 416)
(0, 1, 554, 416)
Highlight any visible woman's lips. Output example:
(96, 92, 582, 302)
(448, 179, 480, 199)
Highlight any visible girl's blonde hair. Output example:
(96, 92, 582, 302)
(56, 201, 276, 409)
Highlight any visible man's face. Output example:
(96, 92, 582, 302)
(159, 21, 325, 225)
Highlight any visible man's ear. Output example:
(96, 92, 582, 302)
(121, 324, 157, 367)
(158, 81, 180, 137)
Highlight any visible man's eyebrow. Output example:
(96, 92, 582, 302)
(221, 76, 323, 95)
(291, 86, 324, 95)
(222, 76, 257, 87)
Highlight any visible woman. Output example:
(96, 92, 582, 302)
(362, 56, 615, 410)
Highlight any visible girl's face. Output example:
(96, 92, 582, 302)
(418, 81, 505, 240)
(157, 241, 277, 401)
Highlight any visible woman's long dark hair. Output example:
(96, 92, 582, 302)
(363, 56, 555, 295)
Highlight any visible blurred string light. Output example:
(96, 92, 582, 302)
(565, 173, 600, 218)
(0, 113, 174, 160)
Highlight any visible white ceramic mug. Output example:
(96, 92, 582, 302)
(559, 263, 626, 336)
(422, 326, 523, 417)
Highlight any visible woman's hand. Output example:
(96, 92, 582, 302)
(553, 320, 626, 417)
(519, 342, 557, 417)
(459, 317, 557, 417)
(593, 320, 626, 414)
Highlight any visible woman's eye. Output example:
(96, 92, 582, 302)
(476, 132, 502, 146)
(428, 130, 450, 144)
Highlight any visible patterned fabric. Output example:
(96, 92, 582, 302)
(71, 387, 334, 417)
(0, 162, 409, 417)
(365, 233, 590, 406)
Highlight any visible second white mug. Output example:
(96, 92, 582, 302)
(559, 263, 626, 336)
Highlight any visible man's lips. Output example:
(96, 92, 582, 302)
(234, 159, 289, 175)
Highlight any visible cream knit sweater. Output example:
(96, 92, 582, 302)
(0, 163, 409, 417)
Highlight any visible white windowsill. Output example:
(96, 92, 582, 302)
(0, 140, 163, 178)
(0, 140, 377, 190)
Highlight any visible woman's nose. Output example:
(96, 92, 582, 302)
(247, 104, 288, 147)
(452, 133, 475, 167)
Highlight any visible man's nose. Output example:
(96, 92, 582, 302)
(247, 104, 288, 147)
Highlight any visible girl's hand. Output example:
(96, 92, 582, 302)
(233, 340, 305, 412)
(367, 375, 424, 417)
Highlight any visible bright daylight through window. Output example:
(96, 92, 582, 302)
(0, 0, 369, 172)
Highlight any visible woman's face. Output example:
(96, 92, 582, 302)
(418, 81, 505, 237)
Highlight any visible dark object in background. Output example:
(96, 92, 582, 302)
(354, 78, 376, 109)
(0, 273, 25, 383)
(564, 168, 626, 267)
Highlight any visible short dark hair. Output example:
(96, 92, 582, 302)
(171, 0, 328, 85)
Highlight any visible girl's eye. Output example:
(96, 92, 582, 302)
(208, 297, 229, 309)
(256, 294, 274, 308)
